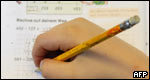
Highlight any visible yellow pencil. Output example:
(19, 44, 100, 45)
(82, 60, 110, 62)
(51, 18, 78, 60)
(35, 15, 140, 72)
(54, 15, 140, 61)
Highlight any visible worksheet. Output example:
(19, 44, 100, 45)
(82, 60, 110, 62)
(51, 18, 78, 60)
(1, 1, 149, 79)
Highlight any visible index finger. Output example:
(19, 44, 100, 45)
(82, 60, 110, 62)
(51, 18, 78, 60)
(32, 34, 60, 67)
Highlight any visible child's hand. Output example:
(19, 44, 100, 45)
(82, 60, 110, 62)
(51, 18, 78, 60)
(32, 18, 149, 79)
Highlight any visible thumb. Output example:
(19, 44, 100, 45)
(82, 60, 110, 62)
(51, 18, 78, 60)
(40, 59, 75, 79)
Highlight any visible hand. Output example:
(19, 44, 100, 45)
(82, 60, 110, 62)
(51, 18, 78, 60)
(32, 18, 149, 79)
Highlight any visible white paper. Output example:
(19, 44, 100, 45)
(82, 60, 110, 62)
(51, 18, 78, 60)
(1, 1, 149, 79)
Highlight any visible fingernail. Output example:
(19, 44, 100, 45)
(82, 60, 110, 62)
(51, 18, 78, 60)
(40, 60, 44, 68)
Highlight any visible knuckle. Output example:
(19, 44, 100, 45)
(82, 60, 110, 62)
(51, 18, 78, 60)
(35, 33, 45, 43)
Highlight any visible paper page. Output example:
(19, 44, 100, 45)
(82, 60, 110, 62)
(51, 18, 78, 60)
(1, 1, 149, 79)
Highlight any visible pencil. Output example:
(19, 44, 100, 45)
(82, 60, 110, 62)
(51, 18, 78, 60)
(54, 15, 140, 61)
(35, 15, 140, 72)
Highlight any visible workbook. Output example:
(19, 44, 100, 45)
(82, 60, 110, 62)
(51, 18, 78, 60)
(1, 1, 149, 79)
